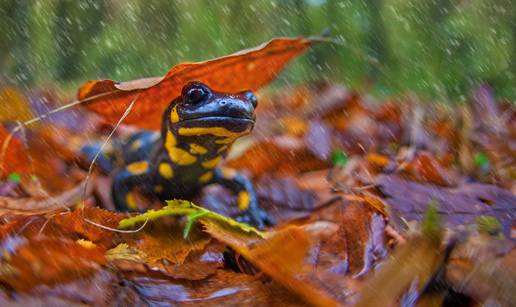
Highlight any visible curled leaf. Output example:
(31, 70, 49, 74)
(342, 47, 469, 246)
(80, 37, 317, 130)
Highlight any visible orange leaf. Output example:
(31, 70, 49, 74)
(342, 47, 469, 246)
(201, 221, 340, 307)
(0, 126, 30, 178)
(53, 207, 127, 244)
(79, 37, 316, 130)
(405, 151, 455, 186)
(0, 208, 126, 249)
(0, 86, 33, 123)
(0, 180, 91, 217)
(227, 139, 327, 178)
(0, 237, 105, 292)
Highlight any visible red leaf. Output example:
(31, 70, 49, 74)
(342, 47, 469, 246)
(0, 127, 30, 178)
(79, 37, 315, 130)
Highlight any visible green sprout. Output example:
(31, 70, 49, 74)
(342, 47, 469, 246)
(422, 200, 442, 240)
(7, 172, 21, 183)
(331, 150, 348, 167)
(476, 215, 502, 236)
(473, 152, 490, 170)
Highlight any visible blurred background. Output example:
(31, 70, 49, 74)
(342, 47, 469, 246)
(0, 0, 514, 102)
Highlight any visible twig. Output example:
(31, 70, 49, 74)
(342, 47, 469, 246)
(80, 96, 142, 233)
(80, 95, 138, 205)
(84, 216, 149, 233)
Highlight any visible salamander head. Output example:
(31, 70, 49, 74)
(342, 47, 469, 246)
(163, 81, 257, 144)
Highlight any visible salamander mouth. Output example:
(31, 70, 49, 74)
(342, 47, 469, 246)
(179, 116, 255, 125)
(177, 116, 255, 133)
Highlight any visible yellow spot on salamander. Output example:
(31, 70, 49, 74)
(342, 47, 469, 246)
(130, 139, 142, 151)
(165, 130, 177, 147)
(189, 143, 208, 155)
(217, 145, 228, 153)
(221, 167, 237, 179)
(126, 161, 149, 175)
(237, 191, 250, 211)
(158, 162, 173, 179)
(153, 185, 164, 193)
(201, 156, 222, 169)
(215, 137, 240, 144)
(170, 105, 180, 123)
(126, 193, 137, 210)
(199, 171, 213, 183)
(169, 147, 197, 165)
(165, 131, 196, 165)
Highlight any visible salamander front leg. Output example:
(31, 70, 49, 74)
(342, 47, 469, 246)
(111, 161, 151, 212)
(212, 167, 274, 229)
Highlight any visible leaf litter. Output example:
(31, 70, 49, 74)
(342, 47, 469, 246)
(0, 37, 514, 306)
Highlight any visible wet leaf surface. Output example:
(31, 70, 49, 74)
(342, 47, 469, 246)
(377, 174, 516, 236)
(79, 37, 316, 130)
(0, 236, 106, 292)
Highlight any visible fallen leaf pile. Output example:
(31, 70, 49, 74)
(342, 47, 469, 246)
(0, 37, 514, 306)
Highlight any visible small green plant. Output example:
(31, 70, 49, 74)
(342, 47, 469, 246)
(473, 152, 490, 170)
(7, 172, 21, 183)
(331, 150, 348, 167)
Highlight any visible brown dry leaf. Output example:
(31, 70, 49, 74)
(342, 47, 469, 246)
(446, 232, 516, 305)
(0, 179, 91, 217)
(124, 221, 210, 264)
(377, 174, 516, 236)
(0, 208, 126, 251)
(257, 177, 318, 210)
(79, 37, 316, 130)
(53, 207, 127, 244)
(149, 247, 224, 281)
(0, 216, 56, 241)
(366, 151, 456, 186)
(309, 201, 388, 277)
(0, 236, 105, 292)
(202, 220, 340, 307)
(227, 138, 327, 178)
(402, 151, 456, 186)
(355, 232, 443, 306)
(114, 220, 224, 281)
(360, 194, 388, 216)
(0, 270, 118, 306)
(123, 269, 307, 306)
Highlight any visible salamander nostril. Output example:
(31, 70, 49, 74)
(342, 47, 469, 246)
(219, 100, 227, 106)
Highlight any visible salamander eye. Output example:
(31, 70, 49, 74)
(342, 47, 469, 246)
(182, 82, 209, 104)
(243, 91, 258, 108)
(185, 87, 206, 104)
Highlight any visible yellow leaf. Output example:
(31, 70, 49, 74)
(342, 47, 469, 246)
(105, 243, 145, 262)
(117, 199, 265, 238)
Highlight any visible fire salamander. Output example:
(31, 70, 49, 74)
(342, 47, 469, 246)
(82, 82, 272, 228)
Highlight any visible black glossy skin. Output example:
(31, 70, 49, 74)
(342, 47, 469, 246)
(87, 82, 271, 228)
